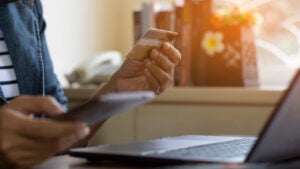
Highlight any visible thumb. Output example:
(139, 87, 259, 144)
(5, 96, 65, 117)
(19, 117, 90, 140)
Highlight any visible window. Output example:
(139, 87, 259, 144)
(216, 0, 300, 88)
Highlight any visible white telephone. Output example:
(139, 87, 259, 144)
(66, 51, 122, 85)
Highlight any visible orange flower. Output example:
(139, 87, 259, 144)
(210, 5, 261, 28)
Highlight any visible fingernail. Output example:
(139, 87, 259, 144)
(59, 107, 65, 112)
(156, 88, 161, 95)
(163, 42, 171, 51)
(76, 123, 90, 139)
(57, 107, 66, 113)
(80, 127, 90, 139)
(151, 49, 159, 58)
(145, 58, 152, 68)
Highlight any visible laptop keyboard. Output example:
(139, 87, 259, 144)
(155, 138, 256, 159)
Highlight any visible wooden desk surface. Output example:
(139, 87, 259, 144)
(34, 155, 300, 169)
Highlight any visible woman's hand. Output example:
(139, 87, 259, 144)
(103, 42, 181, 95)
(0, 96, 90, 168)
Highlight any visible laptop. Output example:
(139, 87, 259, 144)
(69, 70, 300, 164)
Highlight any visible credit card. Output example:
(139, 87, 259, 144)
(128, 28, 178, 60)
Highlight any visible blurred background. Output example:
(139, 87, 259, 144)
(43, 0, 300, 88)
(43, 0, 173, 86)
(42, 0, 300, 145)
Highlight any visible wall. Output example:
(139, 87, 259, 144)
(43, 0, 173, 86)
(42, 0, 297, 88)
(118, 0, 173, 56)
(43, 0, 122, 86)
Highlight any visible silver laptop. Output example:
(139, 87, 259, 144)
(69, 70, 300, 164)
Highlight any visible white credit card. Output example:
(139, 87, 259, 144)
(128, 28, 178, 60)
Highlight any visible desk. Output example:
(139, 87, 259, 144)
(34, 155, 300, 169)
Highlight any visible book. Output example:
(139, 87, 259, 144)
(173, 1, 184, 86)
(155, 2, 175, 31)
(133, 9, 142, 44)
(141, 2, 155, 35)
(190, 0, 213, 86)
(174, 0, 193, 86)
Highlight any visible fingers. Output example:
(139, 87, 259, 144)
(145, 69, 160, 94)
(19, 117, 90, 140)
(4, 110, 89, 140)
(3, 131, 83, 167)
(161, 42, 181, 65)
(145, 42, 181, 94)
(5, 96, 65, 116)
(0, 134, 52, 167)
(0, 111, 90, 168)
(150, 49, 174, 74)
(145, 58, 172, 94)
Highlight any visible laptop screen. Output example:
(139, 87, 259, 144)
(247, 70, 300, 162)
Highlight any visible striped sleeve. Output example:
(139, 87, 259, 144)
(0, 30, 20, 101)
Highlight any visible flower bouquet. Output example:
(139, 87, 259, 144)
(193, 5, 260, 86)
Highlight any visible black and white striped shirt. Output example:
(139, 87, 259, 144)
(0, 29, 20, 101)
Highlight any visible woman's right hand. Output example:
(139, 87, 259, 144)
(0, 96, 90, 168)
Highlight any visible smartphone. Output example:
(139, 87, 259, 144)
(128, 28, 178, 60)
(53, 91, 155, 126)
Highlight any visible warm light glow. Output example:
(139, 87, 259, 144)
(211, 4, 262, 28)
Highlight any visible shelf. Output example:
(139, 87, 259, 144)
(63, 87, 284, 107)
